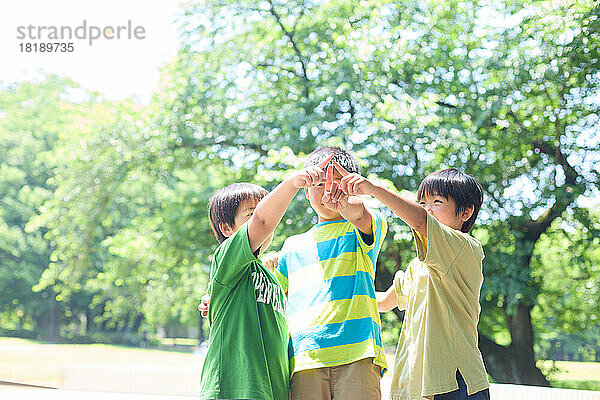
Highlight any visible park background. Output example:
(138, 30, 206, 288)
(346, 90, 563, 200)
(0, 0, 599, 393)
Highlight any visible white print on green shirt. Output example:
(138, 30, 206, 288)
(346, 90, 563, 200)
(252, 270, 285, 314)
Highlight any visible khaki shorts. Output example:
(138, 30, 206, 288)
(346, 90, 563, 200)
(290, 358, 381, 400)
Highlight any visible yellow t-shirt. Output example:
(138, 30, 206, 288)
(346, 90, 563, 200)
(390, 212, 489, 399)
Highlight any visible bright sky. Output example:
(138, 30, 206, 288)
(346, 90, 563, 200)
(0, 0, 182, 101)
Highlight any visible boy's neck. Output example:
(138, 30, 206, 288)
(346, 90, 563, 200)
(317, 214, 344, 223)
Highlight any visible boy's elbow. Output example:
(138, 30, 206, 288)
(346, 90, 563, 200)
(247, 214, 273, 248)
(251, 210, 273, 232)
(252, 213, 268, 228)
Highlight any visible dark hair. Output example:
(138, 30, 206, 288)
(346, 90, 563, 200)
(417, 168, 483, 233)
(304, 146, 359, 173)
(208, 183, 268, 243)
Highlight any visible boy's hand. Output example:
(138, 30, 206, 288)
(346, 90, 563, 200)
(261, 252, 279, 272)
(198, 294, 210, 318)
(322, 164, 349, 212)
(333, 160, 375, 196)
(289, 154, 335, 189)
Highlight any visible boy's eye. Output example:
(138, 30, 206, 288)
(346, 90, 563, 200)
(434, 200, 442, 204)
(419, 202, 426, 206)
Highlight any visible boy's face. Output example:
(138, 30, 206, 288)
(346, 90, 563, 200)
(305, 166, 344, 221)
(220, 198, 273, 250)
(418, 194, 473, 231)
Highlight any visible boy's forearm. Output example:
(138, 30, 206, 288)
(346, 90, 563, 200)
(376, 285, 398, 312)
(248, 178, 298, 252)
(339, 198, 373, 234)
(370, 184, 427, 236)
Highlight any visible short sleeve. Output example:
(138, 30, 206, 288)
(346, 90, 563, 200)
(211, 221, 257, 286)
(355, 209, 387, 257)
(393, 265, 412, 311)
(412, 212, 470, 275)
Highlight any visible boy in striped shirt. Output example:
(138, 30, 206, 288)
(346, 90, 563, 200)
(274, 146, 387, 400)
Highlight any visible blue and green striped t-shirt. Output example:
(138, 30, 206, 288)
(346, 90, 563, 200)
(275, 209, 388, 375)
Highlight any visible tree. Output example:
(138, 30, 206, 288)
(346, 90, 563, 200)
(0, 76, 94, 340)
(532, 208, 600, 363)
(32, 0, 599, 384)
(33, 94, 258, 340)
(167, 0, 599, 383)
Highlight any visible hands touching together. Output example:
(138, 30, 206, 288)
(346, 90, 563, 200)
(290, 154, 375, 213)
(331, 160, 375, 197)
(199, 156, 379, 318)
(288, 154, 334, 189)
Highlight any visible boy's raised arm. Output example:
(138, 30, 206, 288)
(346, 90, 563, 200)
(334, 161, 427, 237)
(248, 154, 335, 253)
(322, 163, 373, 235)
(370, 185, 427, 237)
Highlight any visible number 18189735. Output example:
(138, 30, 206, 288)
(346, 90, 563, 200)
(19, 42, 74, 52)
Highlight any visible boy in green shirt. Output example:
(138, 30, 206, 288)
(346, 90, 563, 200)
(199, 155, 334, 400)
(331, 165, 490, 400)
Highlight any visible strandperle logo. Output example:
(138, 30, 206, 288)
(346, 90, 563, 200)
(16, 20, 146, 45)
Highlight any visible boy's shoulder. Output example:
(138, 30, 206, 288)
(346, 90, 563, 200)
(428, 213, 479, 244)
(420, 213, 485, 263)
(463, 231, 484, 260)
(452, 229, 484, 261)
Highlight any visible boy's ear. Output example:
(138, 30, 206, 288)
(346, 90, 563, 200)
(460, 206, 475, 222)
(219, 222, 234, 238)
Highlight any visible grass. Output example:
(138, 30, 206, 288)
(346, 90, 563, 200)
(0, 337, 202, 388)
(1, 337, 598, 392)
(551, 380, 600, 391)
(537, 360, 600, 391)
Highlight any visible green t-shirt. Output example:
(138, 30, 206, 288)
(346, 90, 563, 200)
(200, 222, 289, 400)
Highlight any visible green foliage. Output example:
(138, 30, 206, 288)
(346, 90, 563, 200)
(30, 100, 216, 332)
(531, 208, 600, 361)
(0, 0, 598, 384)
(0, 76, 94, 338)
(168, 0, 600, 382)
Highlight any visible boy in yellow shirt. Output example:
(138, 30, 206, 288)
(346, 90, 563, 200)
(331, 165, 490, 400)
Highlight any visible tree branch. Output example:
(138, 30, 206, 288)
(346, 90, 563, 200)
(292, 0, 306, 35)
(266, 0, 310, 97)
(256, 62, 302, 78)
(522, 139, 583, 239)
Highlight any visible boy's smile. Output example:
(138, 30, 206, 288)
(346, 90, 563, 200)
(418, 194, 473, 232)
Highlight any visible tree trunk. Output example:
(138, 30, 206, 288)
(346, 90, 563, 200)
(506, 304, 549, 385)
(132, 312, 144, 332)
(478, 334, 514, 382)
(478, 304, 549, 386)
(86, 309, 91, 333)
(48, 292, 59, 341)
